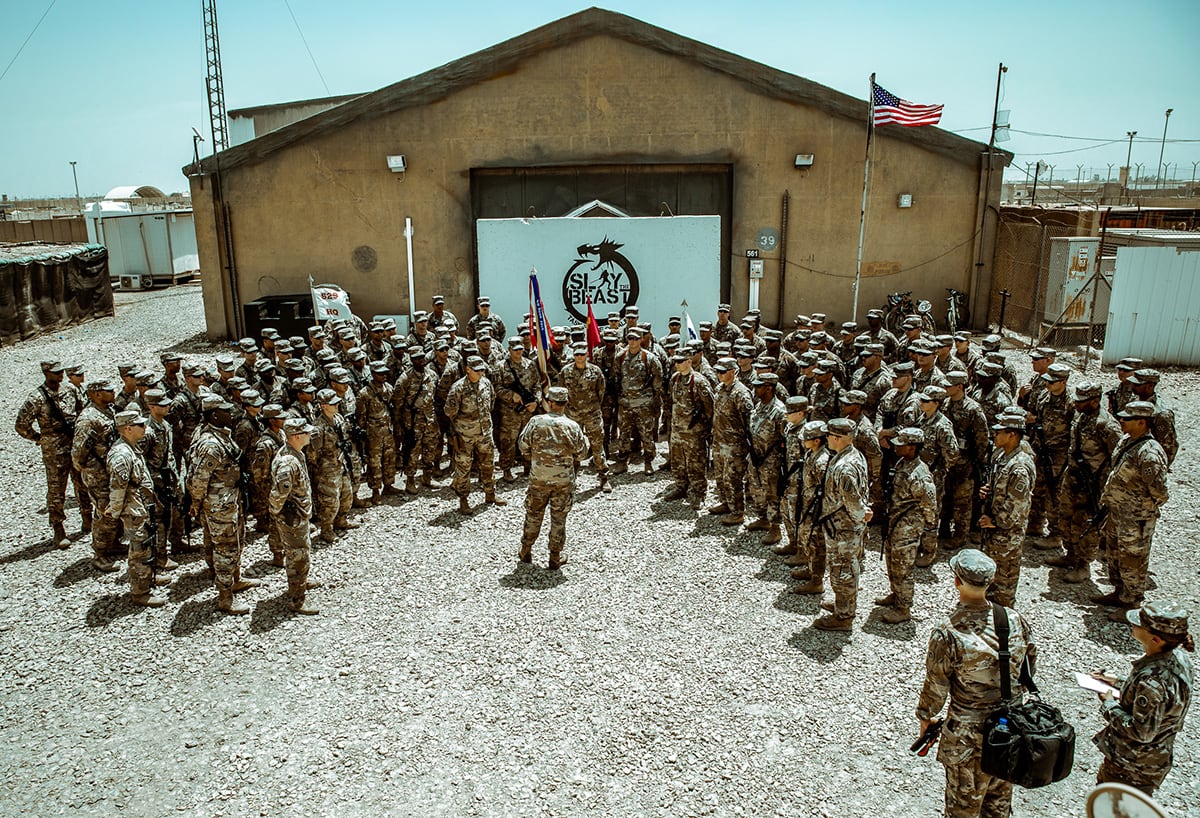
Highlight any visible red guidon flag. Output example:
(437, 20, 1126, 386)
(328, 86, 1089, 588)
(585, 294, 603, 357)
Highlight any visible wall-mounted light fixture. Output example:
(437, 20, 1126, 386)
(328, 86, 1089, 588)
(794, 154, 814, 168)
(897, 194, 913, 208)
(386, 155, 407, 173)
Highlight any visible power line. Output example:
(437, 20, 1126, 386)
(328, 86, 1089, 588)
(0, 0, 57, 85)
(283, 0, 331, 96)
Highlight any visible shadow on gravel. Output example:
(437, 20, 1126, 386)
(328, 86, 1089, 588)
(0, 538, 57, 565)
(244, 558, 284, 579)
(86, 594, 142, 628)
(428, 508, 468, 529)
(170, 596, 221, 637)
(723, 533, 771, 559)
(772, 589, 821, 615)
(861, 607, 918, 642)
(499, 564, 567, 590)
(786, 628, 850, 662)
(168, 568, 214, 604)
(1080, 607, 1138, 652)
(53, 557, 96, 588)
(249, 591, 294, 634)
(751, 559, 792, 584)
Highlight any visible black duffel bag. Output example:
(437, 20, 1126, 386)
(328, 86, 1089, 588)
(980, 603, 1075, 789)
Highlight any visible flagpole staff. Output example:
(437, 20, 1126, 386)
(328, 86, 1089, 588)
(404, 217, 416, 330)
(852, 73, 875, 323)
(308, 274, 321, 324)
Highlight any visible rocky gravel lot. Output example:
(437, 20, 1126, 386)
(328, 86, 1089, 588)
(1, 284, 1197, 817)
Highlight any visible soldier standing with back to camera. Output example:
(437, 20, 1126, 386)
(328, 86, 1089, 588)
(310, 389, 359, 543)
(916, 549, 1037, 818)
(270, 418, 320, 615)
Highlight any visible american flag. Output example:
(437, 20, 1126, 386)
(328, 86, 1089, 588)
(872, 82, 943, 127)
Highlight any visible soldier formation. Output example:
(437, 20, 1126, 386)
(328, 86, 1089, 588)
(15, 296, 1192, 802)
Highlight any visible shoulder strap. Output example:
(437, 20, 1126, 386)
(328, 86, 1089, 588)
(992, 602, 1038, 702)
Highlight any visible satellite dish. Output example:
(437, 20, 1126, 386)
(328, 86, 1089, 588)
(1086, 782, 1167, 818)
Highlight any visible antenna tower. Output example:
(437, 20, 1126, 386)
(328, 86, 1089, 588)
(202, 0, 229, 152)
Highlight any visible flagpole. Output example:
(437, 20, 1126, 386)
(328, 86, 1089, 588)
(852, 73, 875, 323)
(308, 274, 321, 323)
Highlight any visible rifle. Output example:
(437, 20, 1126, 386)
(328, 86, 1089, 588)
(910, 719, 943, 757)
(970, 441, 993, 531)
(507, 361, 538, 410)
(879, 462, 898, 554)
(1030, 422, 1064, 493)
(39, 385, 76, 438)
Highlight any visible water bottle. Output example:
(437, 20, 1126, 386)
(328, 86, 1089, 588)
(988, 716, 1012, 748)
(995, 717, 1010, 735)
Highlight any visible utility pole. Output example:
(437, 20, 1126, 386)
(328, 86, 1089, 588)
(1031, 161, 1042, 206)
(69, 161, 81, 212)
(972, 61, 1007, 331)
(203, 0, 229, 152)
(1123, 131, 1137, 204)
(1156, 108, 1172, 191)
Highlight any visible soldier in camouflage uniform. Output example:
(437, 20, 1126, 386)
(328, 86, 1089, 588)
(557, 343, 610, 492)
(969, 361, 1013, 428)
(978, 411, 1037, 608)
(851, 343, 892, 420)
(310, 390, 359, 543)
(249, 405, 286, 562)
(914, 386, 960, 567)
(810, 417, 870, 630)
(113, 363, 140, 412)
(710, 304, 740, 346)
(465, 296, 506, 342)
(269, 418, 319, 615)
(394, 349, 440, 492)
(941, 371, 991, 550)
(1126, 369, 1178, 468)
(107, 409, 167, 606)
(357, 361, 399, 499)
(141, 389, 181, 571)
(876, 427, 938, 623)
(788, 421, 832, 599)
(1016, 346, 1055, 410)
(875, 362, 922, 444)
(72, 379, 119, 569)
(708, 358, 752, 525)
(663, 352, 715, 509)
(917, 549, 1036, 818)
(777, 396, 809, 557)
(188, 397, 256, 614)
(516, 387, 588, 569)
(746, 373, 787, 544)
(612, 329, 663, 475)
(1052, 381, 1121, 582)
(1105, 358, 1142, 418)
(806, 362, 843, 423)
(497, 338, 542, 481)
(16, 360, 90, 547)
(863, 309, 899, 361)
(168, 363, 207, 463)
(1025, 362, 1074, 541)
(840, 390, 882, 520)
(445, 356, 506, 514)
(1094, 402, 1170, 619)
(1094, 601, 1193, 796)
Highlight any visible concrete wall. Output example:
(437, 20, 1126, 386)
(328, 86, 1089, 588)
(193, 34, 990, 339)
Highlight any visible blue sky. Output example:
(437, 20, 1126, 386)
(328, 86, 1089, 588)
(1, 0, 1196, 197)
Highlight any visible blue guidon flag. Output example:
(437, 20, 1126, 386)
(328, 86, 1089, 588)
(872, 82, 943, 127)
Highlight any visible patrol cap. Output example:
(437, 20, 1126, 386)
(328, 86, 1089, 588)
(912, 340, 936, 355)
(713, 357, 736, 373)
(625, 305, 640, 316)
(215, 354, 237, 372)
(506, 336, 524, 350)
(66, 364, 85, 376)
(262, 403, 284, 419)
(892, 361, 915, 375)
(114, 409, 147, 428)
(571, 343, 589, 356)
(329, 367, 353, 383)
(826, 417, 855, 436)
(316, 388, 340, 405)
(935, 334, 954, 347)
(291, 335, 309, 349)
(238, 338, 257, 352)
(368, 361, 390, 374)
(859, 343, 885, 358)
(893, 427, 925, 446)
(902, 316, 923, 329)
(283, 417, 314, 436)
(668, 316, 682, 326)
(240, 389, 264, 407)
(739, 319, 755, 329)
(544, 386, 568, 403)
(698, 321, 713, 331)
(1031, 347, 1056, 360)
(671, 353, 689, 364)
(135, 369, 157, 386)
(810, 313, 827, 323)
(785, 396, 809, 412)
(801, 420, 828, 440)
(348, 348, 367, 362)
(866, 309, 884, 319)
(476, 330, 493, 343)
(981, 334, 1002, 351)
(626, 327, 644, 339)
(250, 357, 274, 376)
(841, 321, 858, 333)
(662, 333, 681, 349)
(382, 317, 397, 330)
(985, 351, 1006, 364)
(717, 303, 731, 312)
(117, 362, 137, 376)
(413, 311, 428, 323)
(751, 372, 779, 387)
(201, 394, 233, 412)
(431, 294, 446, 305)
(1041, 362, 1071, 382)
(953, 331, 971, 343)
(991, 412, 1027, 432)
(160, 351, 182, 363)
(274, 341, 294, 354)
(144, 388, 171, 407)
(793, 329, 812, 341)
(918, 386, 948, 403)
(601, 330, 618, 342)
(950, 549, 996, 586)
(764, 329, 783, 341)
(810, 331, 830, 345)
(1116, 400, 1155, 419)
(40, 360, 66, 372)
(87, 378, 115, 393)
(686, 339, 704, 353)
(1073, 381, 1102, 400)
(467, 355, 488, 372)
(1128, 368, 1160, 385)
(182, 362, 205, 377)
(261, 328, 281, 341)
(433, 339, 450, 352)
(715, 342, 733, 354)
(283, 359, 306, 374)
(797, 352, 819, 367)
(1125, 601, 1190, 637)
(979, 361, 1003, 378)
(292, 377, 316, 393)
(1115, 357, 1144, 372)
(477, 296, 491, 305)
(944, 370, 969, 386)
(753, 356, 776, 368)
(840, 389, 867, 405)
(734, 346, 755, 359)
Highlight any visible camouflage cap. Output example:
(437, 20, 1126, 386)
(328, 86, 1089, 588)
(1041, 362, 1071, 382)
(274, 340, 294, 354)
(546, 386, 569, 403)
(1115, 357, 1144, 372)
(215, 354, 237, 371)
(65, 364, 84, 376)
(902, 316, 923, 329)
(283, 417, 314, 436)
(950, 549, 996, 586)
(117, 362, 138, 376)
(135, 369, 157, 386)
(840, 322, 858, 333)
(87, 379, 114, 393)
(261, 328, 281, 340)
(668, 316, 682, 326)
(810, 312, 827, 323)
(979, 361, 1003, 377)
(734, 346, 755, 358)
(801, 420, 828, 440)
(348, 348, 367, 362)
(893, 426, 925, 446)
(797, 352, 819, 367)
(981, 334, 1002, 351)
(40, 360, 66, 372)
(201, 394, 233, 412)
(477, 296, 491, 305)
(992, 412, 1027, 432)
(1128, 368, 1160, 385)
(671, 353, 689, 364)
(316, 388, 340, 405)
(698, 321, 713, 330)
(785, 396, 809, 412)
(292, 378, 315, 393)
(467, 356, 487, 372)
(328, 367, 352, 383)
(717, 303, 731, 312)
(810, 331, 830, 345)
(1117, 400, 1155, 419)
(238, 338, 257, 352)
(625, 305, 640, 315)
(240, 389, 264, 407)
(985, 351, 1006, 364)
(113, 409, 147, 428)
(751, 372, 779, 387)
(713, 357, 737, 373)
(662, 333, 681, 349)
(865, 309, 884, 319)
(1030, 346, 1057, 359)
(953, 331, 971, 343)
(571, 343, 589, 356)
(840, 389, 867, 405)
(1073, 381, 1102, 400)
(753, 356, 776, 368)
(369, 361, 390, 374)
(892, 361, 915, 375)
(764, 329, 783, 341)
(144, 388, 171, 407)
(261, 403, 285, 419)
(413, 311, 428, 323)
(283, 359, 306, 373)
(944, 370, 969, 386)
(686, 339, 704, 352)
(182, 362, 204, 377)
(935, 334, 954, 347)
(409, 350, 428, 363)
(826, 417, 855, 436)
(912, 340, 936, 355)
(1125, 601, 1190, 637)
(316, 348, 338, 362)
(859, 343, 885, 358)
(918, 386, 948, 403)
(160, 351, 182, 363)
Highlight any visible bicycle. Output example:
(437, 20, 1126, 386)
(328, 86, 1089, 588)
(945, 288, 971, 333)
(883, 291, 935, 335)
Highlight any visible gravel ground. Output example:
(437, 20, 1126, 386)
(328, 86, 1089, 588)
(1, 284, 1197, 817)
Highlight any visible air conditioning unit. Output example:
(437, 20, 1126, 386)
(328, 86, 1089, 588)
(118, 274, 153, 290)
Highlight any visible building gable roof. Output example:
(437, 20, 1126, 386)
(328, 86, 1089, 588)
(186, 7, 1005, 176)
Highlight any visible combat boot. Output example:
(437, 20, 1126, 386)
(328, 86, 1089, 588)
(789, 567, 812, 581)
(745, 518, 770, 532)
(405, 477, 419, 495)
(881, 607, 911, 624)
(502, 468, 515, 483)
(485, 492, 508, 507)
(598, 474, 612, 494)
(52, 523, 70, 549)
(812, 614, 853, 631)
(217, 589, 249, 615)
(131, 592, 166, 608)
(458, 495, 474, 515)
(914, 552, 936, 568)
(231, 578, 261, 593)
(289, 593, 319, 615)
(1063, 566, 1092, 584)
(791, 580, 824, 595)
(156, 557, 180, 572)
(1044, 554, 1075, 568)
(784, 552, 807, 566)
(762, 524, 782, 546)
(547, 554, 568, 571)
(611, 460, 628, 475)
(80, 509, 92, 535)
(707, 503, 730, 515)
(370, 489, 382, 505)
(334, 516, 360, 530)
(352, 495, 369, 509)
(318, 529, 336, 544)
(1091, 591, 1123, 607)
(773, 535, 797, 557)
(522, 464, 531, 478)
(874, 593, 897, 607)
(518, 546, 532, 564)
(720, 512, 745, 526)
(91, 557, 118, 573)
(270, 554, 286, 568)
(420, 472, 433, 487)
(643, 459, 654, 476)
(663, 485, 688, 501)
